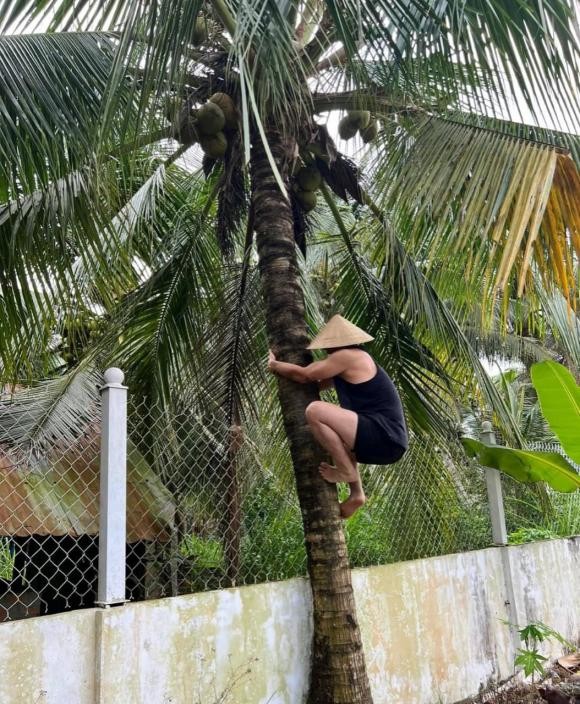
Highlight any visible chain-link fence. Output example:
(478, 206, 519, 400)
(500, 441, 580, 542)
(1, 372, 579, 622)
(0, 383, 102, 621)
(124, 397, 500, 600)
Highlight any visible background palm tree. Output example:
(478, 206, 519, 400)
(1, 1, 580, 701)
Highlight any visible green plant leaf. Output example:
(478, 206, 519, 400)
(515, 648, 547, 678)
(518, 622, 575, 650)
(531, 360, 580, 464)
(508, 527, 558, 545)
(462, 438, 580, 493)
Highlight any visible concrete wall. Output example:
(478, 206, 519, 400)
(1, 537, 578, 704)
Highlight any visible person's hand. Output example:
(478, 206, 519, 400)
(268, 349, 277, 372)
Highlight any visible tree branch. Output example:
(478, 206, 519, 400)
(312, 91, 422, 116)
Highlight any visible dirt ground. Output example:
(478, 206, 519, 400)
(462, 662, 580, 703)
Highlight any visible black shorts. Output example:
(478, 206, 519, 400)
(353, 414, 407, 465)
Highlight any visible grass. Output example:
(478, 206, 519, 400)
(0, 538, 14, 580)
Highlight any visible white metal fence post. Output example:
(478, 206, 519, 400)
(481, 420, 508, 546)
(97, 368, 128, 607)
(480, 421, 522, 654)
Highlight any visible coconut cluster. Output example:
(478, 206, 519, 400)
(60, 311, 106, 366)
(294, 165, 323, 213)
(178, 92, 238, 158)
(338, 110, 379, 144)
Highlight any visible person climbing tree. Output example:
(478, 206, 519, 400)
(268, 315, 408, 518)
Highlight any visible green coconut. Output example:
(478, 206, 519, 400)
(209, 92, 237, 129)
(296, 166, 322, 191)
(348, 110, 371, 129)
(360, 120, 379, 144)
(200, 132, 228, 159)
(296, 189, 317, 212)
(338, 115, 358, 140)
(308, 142, 325, 157)
(196, 102, 226, 136)
(192, 18, 207, 45)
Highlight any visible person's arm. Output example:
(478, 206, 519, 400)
(268, 350, 348, 383)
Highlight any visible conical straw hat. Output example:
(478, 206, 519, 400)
(307, 315, 374, 350)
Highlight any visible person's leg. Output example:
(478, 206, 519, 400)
(304, 401, 358, 482)
(305, 401, 367, 517)
(336, 446, 365, 518)
(340, 476, 366, 519)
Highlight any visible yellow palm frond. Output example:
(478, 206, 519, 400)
(375, 118, 580, 307)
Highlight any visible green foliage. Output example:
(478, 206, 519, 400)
(0, 539, 14, 581)
(463, 361, 580, 502)
(235, 437, 498, 574)
(518, 622, 573, 650)
(548, 492, 580, 537)
(492, 369, 554, 443)
(531, 361, 580, 465)
(462, 438, 580, 493)
(508, 527, 558, 545)
(180, 534, 224, 570)
(240, 484, 306, 583)
(0, 0, 579, 622)
(510, 621, 575, 681)
(514, 648, 547, 679)
(343, 490, 393, 567)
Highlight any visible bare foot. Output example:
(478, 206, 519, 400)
(340, 492, 366, 519)
(319, 461, 358, 484)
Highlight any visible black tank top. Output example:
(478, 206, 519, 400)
(334, 360, 408, 448)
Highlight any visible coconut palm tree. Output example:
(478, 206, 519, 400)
(1, 1, 580, 701)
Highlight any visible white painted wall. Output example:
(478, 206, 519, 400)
(0, 537, 578, 704)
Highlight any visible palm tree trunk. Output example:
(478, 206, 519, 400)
(250, 130, 373, 704)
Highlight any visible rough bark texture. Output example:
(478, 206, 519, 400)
(251, 131, 373, 704)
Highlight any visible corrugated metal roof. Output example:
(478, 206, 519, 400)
(0, 437, 174, 542)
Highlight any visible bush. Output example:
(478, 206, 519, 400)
(508, 527, 558, 545)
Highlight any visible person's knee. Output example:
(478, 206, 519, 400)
(305, 400, 324, 423)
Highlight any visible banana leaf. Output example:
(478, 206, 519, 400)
(462, 438, 580, 493)
(531, 360, 580, 465)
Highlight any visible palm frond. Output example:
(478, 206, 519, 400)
(228, 0, 313, 130)
(462, 327, 553, 369)
(0, 365, 101, 452)
(448, 0, 580, 130)
(361, 215, 526, 445)
(190, 263, 269, 425)
(0, 144, 195, 381)
(104, 176, 223, 404)
(0, 32, 122, 196)
(318, 0, 580, 127)
(443, 111, 580, 166)
(335, 247, 457, 437)
(537, 287, 580, 370)
(372, 116, 580, 306)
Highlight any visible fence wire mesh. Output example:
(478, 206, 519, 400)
(0, 384, 101, 621)
(0, 378, 579, 622)
(125, 400, 495, 598)
(500, 441, 580, 542)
